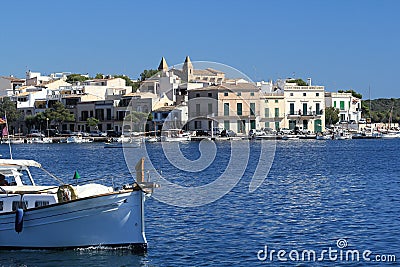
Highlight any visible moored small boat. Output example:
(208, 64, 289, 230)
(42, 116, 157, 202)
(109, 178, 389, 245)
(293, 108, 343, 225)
(0, 157, 157, 251)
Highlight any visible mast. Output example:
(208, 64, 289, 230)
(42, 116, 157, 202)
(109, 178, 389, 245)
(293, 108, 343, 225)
(4, 111, 12, 159)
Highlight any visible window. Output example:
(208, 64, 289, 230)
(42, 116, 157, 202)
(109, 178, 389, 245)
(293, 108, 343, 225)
(334, 101, 336, 108)
(35, 201, 50, 208)
(194, 121, 202, 129)
(340, 101, 345, 110)
(224, 103, 230, 116)
(208, 103, 213, 114)
(290, 93, 293, 96)
(316, 103, 320, 115)
(290, 103, 295, 115)
(275, 100, 278, 103)
(274, 108, 279, 118)
(303, 93, 306, 96)
(250, 120, 256, 130)
(264, 108, 270, 118)
(303, 103, 308, 115)
(196, 104, 200, 116)
(0, 201, 3, 211)
(106, 109, 112, 120)
(265, 100, 269, 103)
(196, 93, 200, 97)
(275, 121, 280, 131)
(237, 92, 241, 96)
(303, 120, 308, 130)
(224, 120, 230, 130)
(237, 120, 245, 133)
(250, 92, 255, 96)
(237, 103, 243, 116)
(224, 92, 228, 96)
(316, 93, 319, 97)
(208, 93, 212, 97)
(265, 122, 270, 128)
(250, 103, 255, 116)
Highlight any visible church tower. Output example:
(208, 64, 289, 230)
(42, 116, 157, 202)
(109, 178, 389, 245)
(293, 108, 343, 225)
(182, 56, 194, 82)
(158, 57, 169, 72)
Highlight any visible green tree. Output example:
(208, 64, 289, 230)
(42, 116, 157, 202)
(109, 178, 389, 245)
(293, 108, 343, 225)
(286, 79, 308, 86)
(123, 111, 149, 132)
(113, 74, 136, 87)
(66, 74, 89, 83)
(325, 107, 339, 125)
(95, 73, 104, 79)
(86, 117, 99, 127)
(24, 115, 36, 132)
(34, 112, 48, 131)
(0, 97, 22, 123)
(338, 89, 362, 99)
(45, 102, 75, 127)
(139, 69, 159, 81)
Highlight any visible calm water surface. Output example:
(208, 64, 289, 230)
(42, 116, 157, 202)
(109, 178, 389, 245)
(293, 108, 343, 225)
(0, 139, 398, 266)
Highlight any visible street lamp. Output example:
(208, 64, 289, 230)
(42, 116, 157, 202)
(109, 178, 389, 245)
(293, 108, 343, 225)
(46, 118, 49, 137)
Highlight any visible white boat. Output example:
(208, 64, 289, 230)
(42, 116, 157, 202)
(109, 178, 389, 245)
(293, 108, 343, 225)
(0, 157, 157, 251)
(316, 133, 333, 140)
(333, 130, 352, 140)
(66, 134, 93, 143)
(381, 132, 400, 139)
(31, 137, 53, 144)
(1, 138, 25, 144)
(161, 129, 191, 142)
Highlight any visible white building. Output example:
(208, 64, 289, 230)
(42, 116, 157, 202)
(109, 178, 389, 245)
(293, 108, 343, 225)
(283, 82, 325, 133)
(0, 76, 25, 96)
(325, 92, 362, 123)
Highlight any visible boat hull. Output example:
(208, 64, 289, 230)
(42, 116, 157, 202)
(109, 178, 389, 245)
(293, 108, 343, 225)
(0, 190, 147, 252)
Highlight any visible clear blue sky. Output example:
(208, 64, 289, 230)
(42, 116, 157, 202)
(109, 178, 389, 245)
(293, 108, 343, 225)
(1, 0, 399, 99)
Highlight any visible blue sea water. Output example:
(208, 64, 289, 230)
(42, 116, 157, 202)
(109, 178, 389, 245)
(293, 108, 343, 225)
(0, 139, 399, 266)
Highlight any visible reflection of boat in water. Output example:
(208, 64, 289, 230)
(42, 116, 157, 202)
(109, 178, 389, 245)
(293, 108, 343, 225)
(161, 129, 191, 142)
(145, 137, 159, 143)
(104, 142, 141, 148)
(281, 135, 300, 140)
(0, 157, 157, 251)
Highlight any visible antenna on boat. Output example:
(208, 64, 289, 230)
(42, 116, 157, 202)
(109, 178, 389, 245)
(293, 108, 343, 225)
(3, 111, 12, 159)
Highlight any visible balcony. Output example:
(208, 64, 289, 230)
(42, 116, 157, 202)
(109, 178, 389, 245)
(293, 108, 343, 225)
(287, 110, 323, 119)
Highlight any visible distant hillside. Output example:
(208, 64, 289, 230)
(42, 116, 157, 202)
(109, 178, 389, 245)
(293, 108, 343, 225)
(362, 98, 400, 123)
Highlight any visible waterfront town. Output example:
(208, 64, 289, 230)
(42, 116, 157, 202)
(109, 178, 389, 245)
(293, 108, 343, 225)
(0, 56, 385, 142)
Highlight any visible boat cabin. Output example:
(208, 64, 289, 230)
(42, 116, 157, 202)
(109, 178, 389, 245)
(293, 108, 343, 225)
(0, 159, 58, 213)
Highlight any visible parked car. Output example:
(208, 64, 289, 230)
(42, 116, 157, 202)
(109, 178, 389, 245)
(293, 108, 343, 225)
(279, 128, 292, 134)
(106, 130, 121, 137)
(263, 127, 276, 134)
(89, 131, 106, 137)
(211, 127, 224, 136)
(27, 130, 45, 138)
(195, 130, 209, 136)
(221, 129, 236, 137)
(226, 130, 237, 137)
